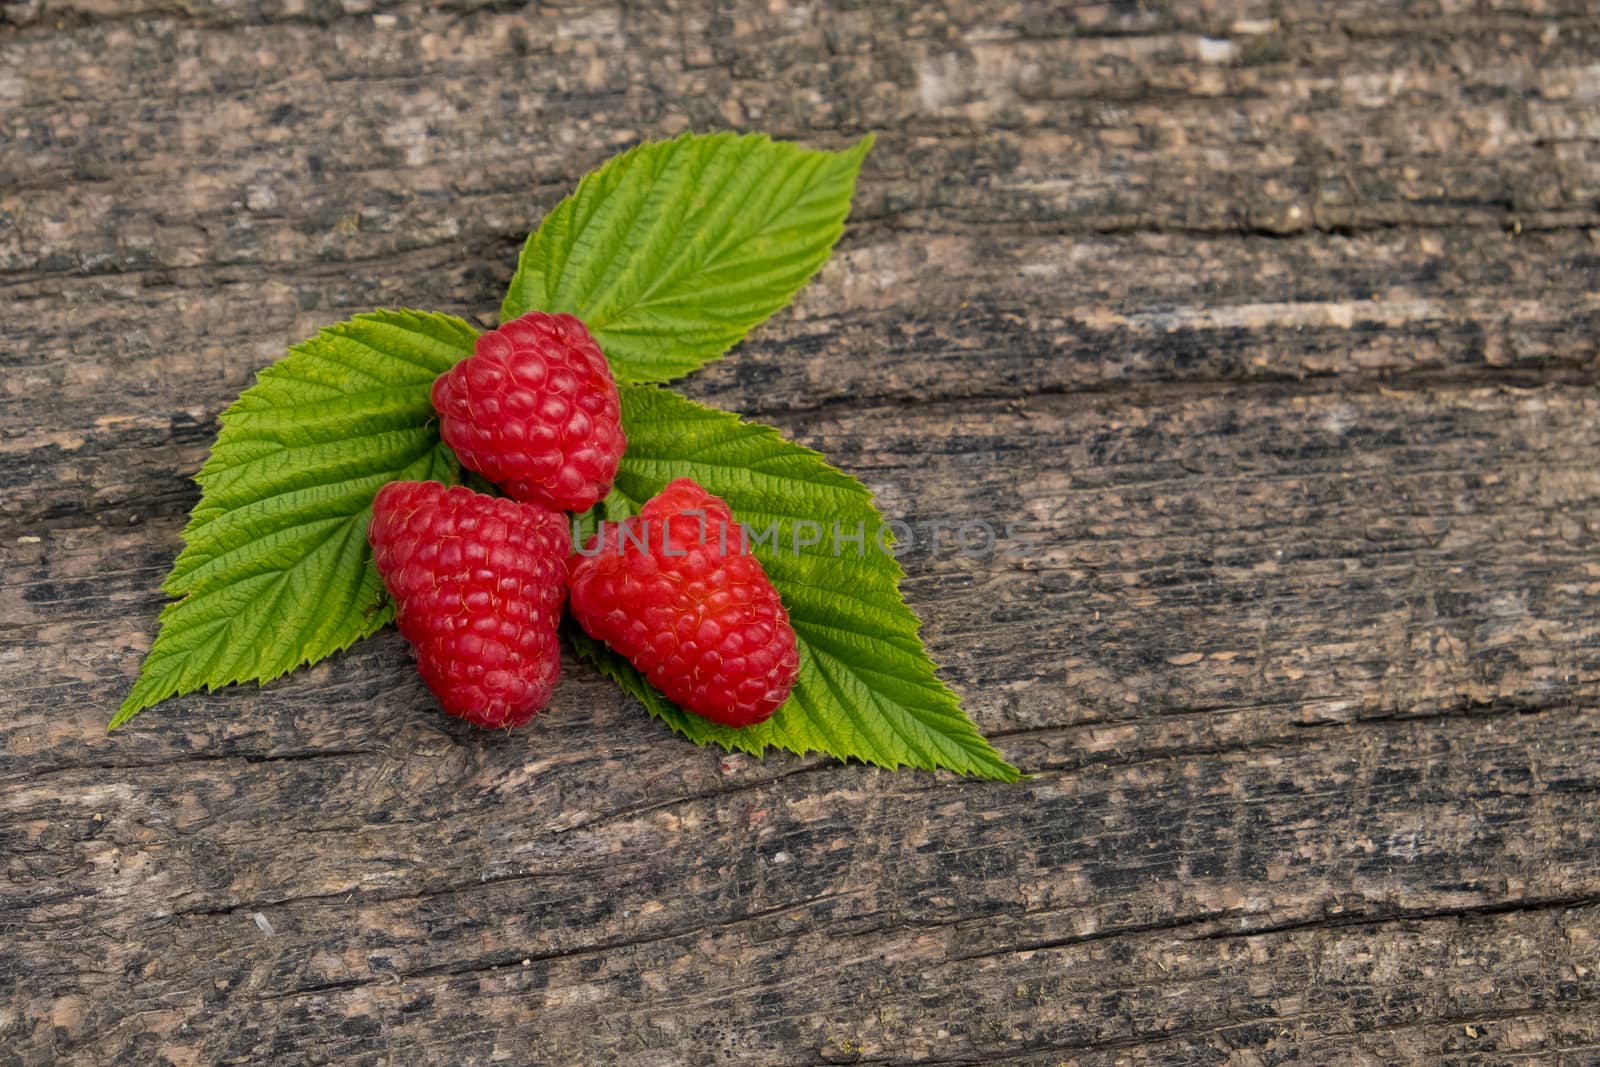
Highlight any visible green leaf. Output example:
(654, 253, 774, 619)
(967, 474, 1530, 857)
(502, 131, 873, 383)
(112, 310, 477, 729)
(571, 384, 1018, 781)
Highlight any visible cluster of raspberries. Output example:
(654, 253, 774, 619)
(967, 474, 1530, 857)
(367, 311, 801, 730)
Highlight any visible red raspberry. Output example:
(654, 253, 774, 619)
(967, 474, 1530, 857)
(568, 478, 801, 728)
(431, 311, 625, 513)
(368, 480, 568, 728)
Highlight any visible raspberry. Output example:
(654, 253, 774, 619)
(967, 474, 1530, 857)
(368, 480, 568, 728)
(432, 311, 625, 513)
(568, 478, 800, 728)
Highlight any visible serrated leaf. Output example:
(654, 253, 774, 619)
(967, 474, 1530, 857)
(571, 384, 1018, 781)
(502, 131, 872, 383)
(112, 310, 477, 729)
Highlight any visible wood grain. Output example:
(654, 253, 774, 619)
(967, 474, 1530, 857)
(3, 1, 1599, 1063)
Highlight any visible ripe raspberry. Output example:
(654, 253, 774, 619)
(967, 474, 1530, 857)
(368, 480, 568, 728)
(568, 478, 800, 728)
(431, 311, 625, 513)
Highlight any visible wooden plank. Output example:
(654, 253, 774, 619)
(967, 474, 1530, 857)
(7, 227, 1598, 534)
(5, 381, 1599, 1061)
(4, 4, 1599, 276)
(6, 381, 1598, 750)
(3, 0, 1598, 1063)
(5, 711, 1600, 1062)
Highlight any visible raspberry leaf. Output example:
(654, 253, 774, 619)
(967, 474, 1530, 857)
(571, 384, 1019, 782)
(501, 131, 872, 384)
(112, 310, 477, 729)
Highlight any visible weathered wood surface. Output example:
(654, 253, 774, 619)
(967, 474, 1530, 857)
(4, 0, 1600, 1063)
